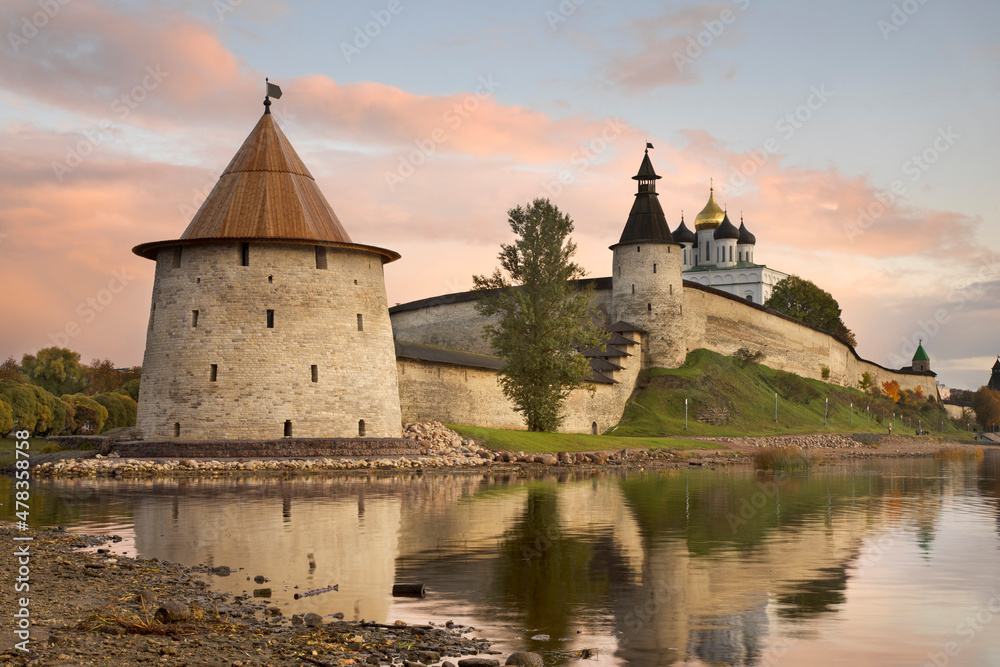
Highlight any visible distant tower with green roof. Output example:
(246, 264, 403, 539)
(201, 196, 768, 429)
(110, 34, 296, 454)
(911, 341, 931, 373)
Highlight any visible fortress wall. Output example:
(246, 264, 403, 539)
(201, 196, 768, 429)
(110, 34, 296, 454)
(397, 334, 640, 433)
(137, 242, 401, 440)
(390, 289, 612, 355)
(683, 286, 938, 397)
(390, 299, 497, 355)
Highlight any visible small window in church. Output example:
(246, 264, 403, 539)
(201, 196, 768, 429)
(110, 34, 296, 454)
(746, 294, 753, 303)
(729, 246, 733, 262)
(267, 309, 274, 328)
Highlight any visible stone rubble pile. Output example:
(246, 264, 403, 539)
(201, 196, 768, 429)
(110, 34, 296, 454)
(714, 434, 877, 449)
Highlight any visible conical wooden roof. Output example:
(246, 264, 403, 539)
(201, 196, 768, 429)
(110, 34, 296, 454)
(179, 112, 351, 243)
(134, 110, 399, 262)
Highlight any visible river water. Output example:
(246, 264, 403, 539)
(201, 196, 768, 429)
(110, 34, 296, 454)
(4, 455, 1000, 666)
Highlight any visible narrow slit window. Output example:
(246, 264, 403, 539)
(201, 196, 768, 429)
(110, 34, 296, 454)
(210, 364, 217, 382)
(149, 304, 155, 331)
(240, 242, 250, 266)
(669, 284, 673, 295)
(173, 422, 180, 437)
(315, 246, 328, 269)
(267, 309, 274, 328)
(311, 365, 318, 383)
(358, 419, 366, 437)
(172, 247, 182, 269)
(357, 313, 363, 331)
(284, 420, 292, 437)
(647, 303, 652, 311)
(653, 263, 657, 274)
(631, 284, 635, 295)
(191, 310, 199, 327)
(268, 275, 273, 283)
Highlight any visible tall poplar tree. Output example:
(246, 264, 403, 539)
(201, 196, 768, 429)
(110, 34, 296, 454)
(473, 199, 605, 432)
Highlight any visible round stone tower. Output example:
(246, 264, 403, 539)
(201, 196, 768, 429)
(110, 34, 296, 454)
(610, 148, 685, 369)
(133, 100, 402, 440)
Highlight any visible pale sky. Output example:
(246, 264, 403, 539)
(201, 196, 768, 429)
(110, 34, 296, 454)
(1, 0, 997, 390)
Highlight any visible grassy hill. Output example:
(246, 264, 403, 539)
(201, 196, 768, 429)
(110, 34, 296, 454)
(612, 349, 966, 438)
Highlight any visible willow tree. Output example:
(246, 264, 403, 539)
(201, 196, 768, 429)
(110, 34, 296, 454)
(473, 199, 604, 432)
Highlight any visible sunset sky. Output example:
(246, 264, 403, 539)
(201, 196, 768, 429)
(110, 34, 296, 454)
(1, 0, 997, 390)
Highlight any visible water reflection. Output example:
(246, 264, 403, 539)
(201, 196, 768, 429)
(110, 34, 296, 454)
(4, 456, 1000, 665)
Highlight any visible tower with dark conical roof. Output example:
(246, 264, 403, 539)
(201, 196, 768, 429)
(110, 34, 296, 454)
(610, 148, 685, 368)
(133, 102, 402, 440)
(988, 357, 1000, 392)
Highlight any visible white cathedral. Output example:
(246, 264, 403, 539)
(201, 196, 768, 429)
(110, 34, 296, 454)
(671, 183, 788, 304)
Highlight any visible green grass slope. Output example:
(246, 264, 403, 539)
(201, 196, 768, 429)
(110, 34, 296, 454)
(612, 349, 964, 438)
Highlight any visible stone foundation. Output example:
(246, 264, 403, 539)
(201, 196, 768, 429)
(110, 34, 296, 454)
(110, 438, 419, 459)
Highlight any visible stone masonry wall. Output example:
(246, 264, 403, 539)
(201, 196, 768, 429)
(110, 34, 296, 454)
(682, 285, 938, 397)
(397, 329, 642, 433)
(137, 242, 402, 440)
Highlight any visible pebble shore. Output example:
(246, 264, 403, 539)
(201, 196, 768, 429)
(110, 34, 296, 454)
(0, 525, 515, 667)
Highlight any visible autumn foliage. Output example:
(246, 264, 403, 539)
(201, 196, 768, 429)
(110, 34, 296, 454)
(881, 380, 901, 403)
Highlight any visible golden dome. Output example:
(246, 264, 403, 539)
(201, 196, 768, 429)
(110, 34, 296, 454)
(694, 185, 725, 231)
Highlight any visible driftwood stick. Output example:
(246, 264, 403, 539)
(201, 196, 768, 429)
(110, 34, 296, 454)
(293, 584, 338, 600)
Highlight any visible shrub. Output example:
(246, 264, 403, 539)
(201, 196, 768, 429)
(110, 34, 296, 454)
(772, 371, 820, 404)
(753, 446, 811, 471)
(821, 366, 831, 380)
(881, 380, 901, 403)
(858, 371, 873, 393)
(734, 347, 765, 368)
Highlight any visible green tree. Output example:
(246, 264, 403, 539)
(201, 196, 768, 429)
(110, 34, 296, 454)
(62, 394, 108, 435)
(764, 276, 857, 347)
(114, 378, 141, 402)
(0, 382, 39, 433)
(473, 199, 605, 431)
(21, 347, 87, 396)
(0, 397, 13, 436)
(93, 392, 137, 431)
(972, 387, 1000, 431)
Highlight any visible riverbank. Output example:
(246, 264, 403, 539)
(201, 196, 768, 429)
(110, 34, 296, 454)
(0, 524, 506, 666)
(8, 423, 992, 479)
